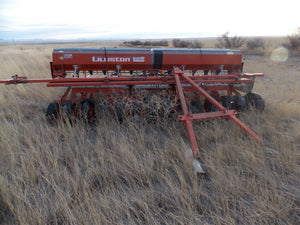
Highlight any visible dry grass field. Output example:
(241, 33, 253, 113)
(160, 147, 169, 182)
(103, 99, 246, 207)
(0, 39, 299, 224)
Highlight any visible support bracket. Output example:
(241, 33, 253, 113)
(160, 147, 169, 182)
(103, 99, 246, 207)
(173, 66, 262, 170)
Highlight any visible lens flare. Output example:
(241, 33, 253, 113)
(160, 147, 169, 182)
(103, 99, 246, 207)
(270, 47, 289, 62)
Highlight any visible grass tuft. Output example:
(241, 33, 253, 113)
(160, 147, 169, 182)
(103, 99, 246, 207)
(0, 42, 299, 224)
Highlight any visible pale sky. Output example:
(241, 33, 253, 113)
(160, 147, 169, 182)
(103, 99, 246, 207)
(0, 0, 299, 40)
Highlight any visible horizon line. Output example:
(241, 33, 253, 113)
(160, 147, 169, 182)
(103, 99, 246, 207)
(0, 35, 287, 43)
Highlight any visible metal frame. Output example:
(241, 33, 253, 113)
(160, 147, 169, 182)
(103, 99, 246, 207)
(1, 69, 263, 150)
(0, 48, 265, 173)
(172, 67, 262, 160)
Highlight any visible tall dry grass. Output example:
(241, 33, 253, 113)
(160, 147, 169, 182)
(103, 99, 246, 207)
(0, 41, 299, 224)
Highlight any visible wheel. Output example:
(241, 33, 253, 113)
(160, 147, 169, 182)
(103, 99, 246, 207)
(190, 99, 202, 113)
(245, 93, 265, 111)
(60, 101, 74, 117)
(204, 97, 217, 112)
(175, 100, 191, 116)
(82, 98, 95, 123)
(232, 95, 246, 111)
(221, 96, 236, 110)
(115, 101, 125, 123)
(46, 102, 59, 120)
(97, 100, 109, 119)
(176, 99, 183, 114)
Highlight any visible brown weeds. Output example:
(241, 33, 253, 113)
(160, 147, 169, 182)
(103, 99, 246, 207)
(0, 42, 299, 224)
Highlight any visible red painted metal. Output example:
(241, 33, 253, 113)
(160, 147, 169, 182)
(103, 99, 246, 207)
(174, 72, 201, 159)
(173, 67, 263, 145)
(50, 48, 244, 77)
(0, 75, 255, 85)
(0, 47, 265, 171)
(178, 110, 237, 121)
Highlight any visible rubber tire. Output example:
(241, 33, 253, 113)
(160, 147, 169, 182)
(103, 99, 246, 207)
(46, 102, 59, 120)
(82, 99, 95, 123)
(221, 96, 236, 110)
(190, 99, 202, 113)
(204, 97, 217, 112)
(115, 101, 125, 124)
(60, 101, 74, 117)
(245, 93, 265, 111)
(176, 101, 191, 115)
(233, 95, 246, 111)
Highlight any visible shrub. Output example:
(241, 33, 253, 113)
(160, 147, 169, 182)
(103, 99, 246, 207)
(282, 29, 300, 56)
(124, 40, 143, 46)
(190, 40, 203, 48)
(123, 40, 169, 47)
(285, 34, 300, 50)
(216, 32, 246, 49)
(172, 39, 189, 48)
(172, 39, 203, 48)
(246, 38, 265, 50)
